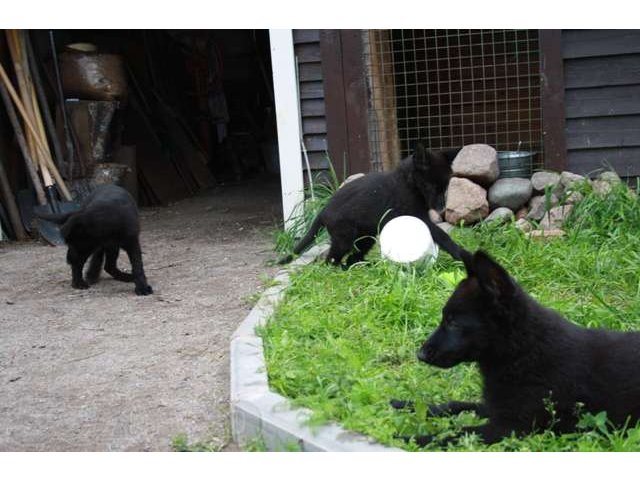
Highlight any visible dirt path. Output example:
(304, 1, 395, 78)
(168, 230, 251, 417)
(0, 179, 281, 451)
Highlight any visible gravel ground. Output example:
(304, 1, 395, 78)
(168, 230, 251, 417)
(0, 178, 281, 451)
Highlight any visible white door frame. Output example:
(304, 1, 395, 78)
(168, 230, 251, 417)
(269, 29, 304, 231)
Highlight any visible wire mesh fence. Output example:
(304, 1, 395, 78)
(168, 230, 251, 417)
(364, 29, 543, 172)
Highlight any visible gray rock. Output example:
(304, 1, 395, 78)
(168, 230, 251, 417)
(560, 171, 586, 189)
(564, 191, 584, 205)
(592, 179, 613, 197)
(531, 171, 561, 193)
(597, 171, 621, 184)
(429, 209, 443, 224)
(515, 207, 528, 220)
(527, 194, 559, 221)
(488, 178, 533, 211)
(515, 218, 533, 233)
(484, 207, 514, 224)
(528, 229, 566, 240)
(437, 222, 454, 234)
(539, 204, 574, 230)
(451, 144, 499, 186)
(444, 177, 489, 225)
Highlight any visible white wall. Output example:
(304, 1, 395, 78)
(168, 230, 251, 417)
(269, 29, 304, 231)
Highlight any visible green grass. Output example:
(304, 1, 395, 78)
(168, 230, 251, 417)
(171, 434, 223, 452)
(260, 180, 640, 451)
(272, 162, 340, 256)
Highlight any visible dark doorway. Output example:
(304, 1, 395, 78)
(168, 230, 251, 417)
(21, 29, 279, 206)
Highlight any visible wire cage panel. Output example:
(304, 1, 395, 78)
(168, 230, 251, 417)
(364, 29, 543, 171)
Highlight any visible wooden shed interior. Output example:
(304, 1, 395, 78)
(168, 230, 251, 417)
(0, 29, 278, 209)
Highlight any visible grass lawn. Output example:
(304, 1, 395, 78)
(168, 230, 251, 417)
(260, 180, 640, 451)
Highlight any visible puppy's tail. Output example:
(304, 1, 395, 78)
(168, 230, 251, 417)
(277, 214, 325, 265)
(33, 211, 75, 224)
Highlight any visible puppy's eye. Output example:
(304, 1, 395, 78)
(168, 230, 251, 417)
(445, 315, 459, 329)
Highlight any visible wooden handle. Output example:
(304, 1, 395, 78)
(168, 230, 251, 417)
(0, 149, 28, 240)
(0, 54, 51, 171)
(0, 75, 46, 205)
(18, 30, 72, 200)
(0, 36, 71, 199)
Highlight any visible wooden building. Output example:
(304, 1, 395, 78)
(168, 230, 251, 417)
(2, 30, 639, 234)
(273, 29, 640, 221)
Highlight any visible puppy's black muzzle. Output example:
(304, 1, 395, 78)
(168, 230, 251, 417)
(417, 346, 434, 363)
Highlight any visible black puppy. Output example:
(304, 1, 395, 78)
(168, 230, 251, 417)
(279, 142, 463, 267)
(37, 184, 153, 296)
(393, 250, 640, 446)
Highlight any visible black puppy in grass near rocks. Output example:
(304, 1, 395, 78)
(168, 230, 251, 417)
(392, 250, 640, 447)
(36, 184, 153, 296)
(279, 142, 463, 267)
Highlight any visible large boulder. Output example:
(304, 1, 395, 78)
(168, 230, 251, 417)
(451, 144, 499, 186)
(444, 177, 489, 225)
(488, 178, 533, 211)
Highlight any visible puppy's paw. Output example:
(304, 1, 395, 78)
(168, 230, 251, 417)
(135, 285, 153, 296)
(72, 280, 90, 290)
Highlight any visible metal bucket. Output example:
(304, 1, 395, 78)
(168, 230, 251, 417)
(498, 151, 534, 178)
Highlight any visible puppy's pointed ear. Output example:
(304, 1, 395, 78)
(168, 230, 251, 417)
(413, 141, 429, 167)
(439, 147, 462, 165)
(473, 250, 515, 301)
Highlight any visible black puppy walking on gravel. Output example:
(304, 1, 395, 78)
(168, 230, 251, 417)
(279, 142, 463, 267)
(36, 184, 153, 296)
(393, 250, 640, 446)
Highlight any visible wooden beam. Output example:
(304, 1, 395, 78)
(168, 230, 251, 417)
(539, 29, 568, 171)
(320, 29, 348, 180)
(340, 29, 371, 175)
(366, 30, 400, 171)
(320, 29, 372, 178)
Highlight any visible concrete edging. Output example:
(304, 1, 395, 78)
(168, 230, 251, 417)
(230, 244, 401, 451)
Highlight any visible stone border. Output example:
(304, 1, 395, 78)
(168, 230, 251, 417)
(230, 244, 402, 451)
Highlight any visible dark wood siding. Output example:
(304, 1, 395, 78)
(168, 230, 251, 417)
(562, 30, 640, 177)
(294, 29, 329, 172)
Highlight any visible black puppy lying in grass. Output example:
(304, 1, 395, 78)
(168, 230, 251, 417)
(279, 142, 464, 267)
(37, 184, 153, 296)
(393, 249, 640, 447)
